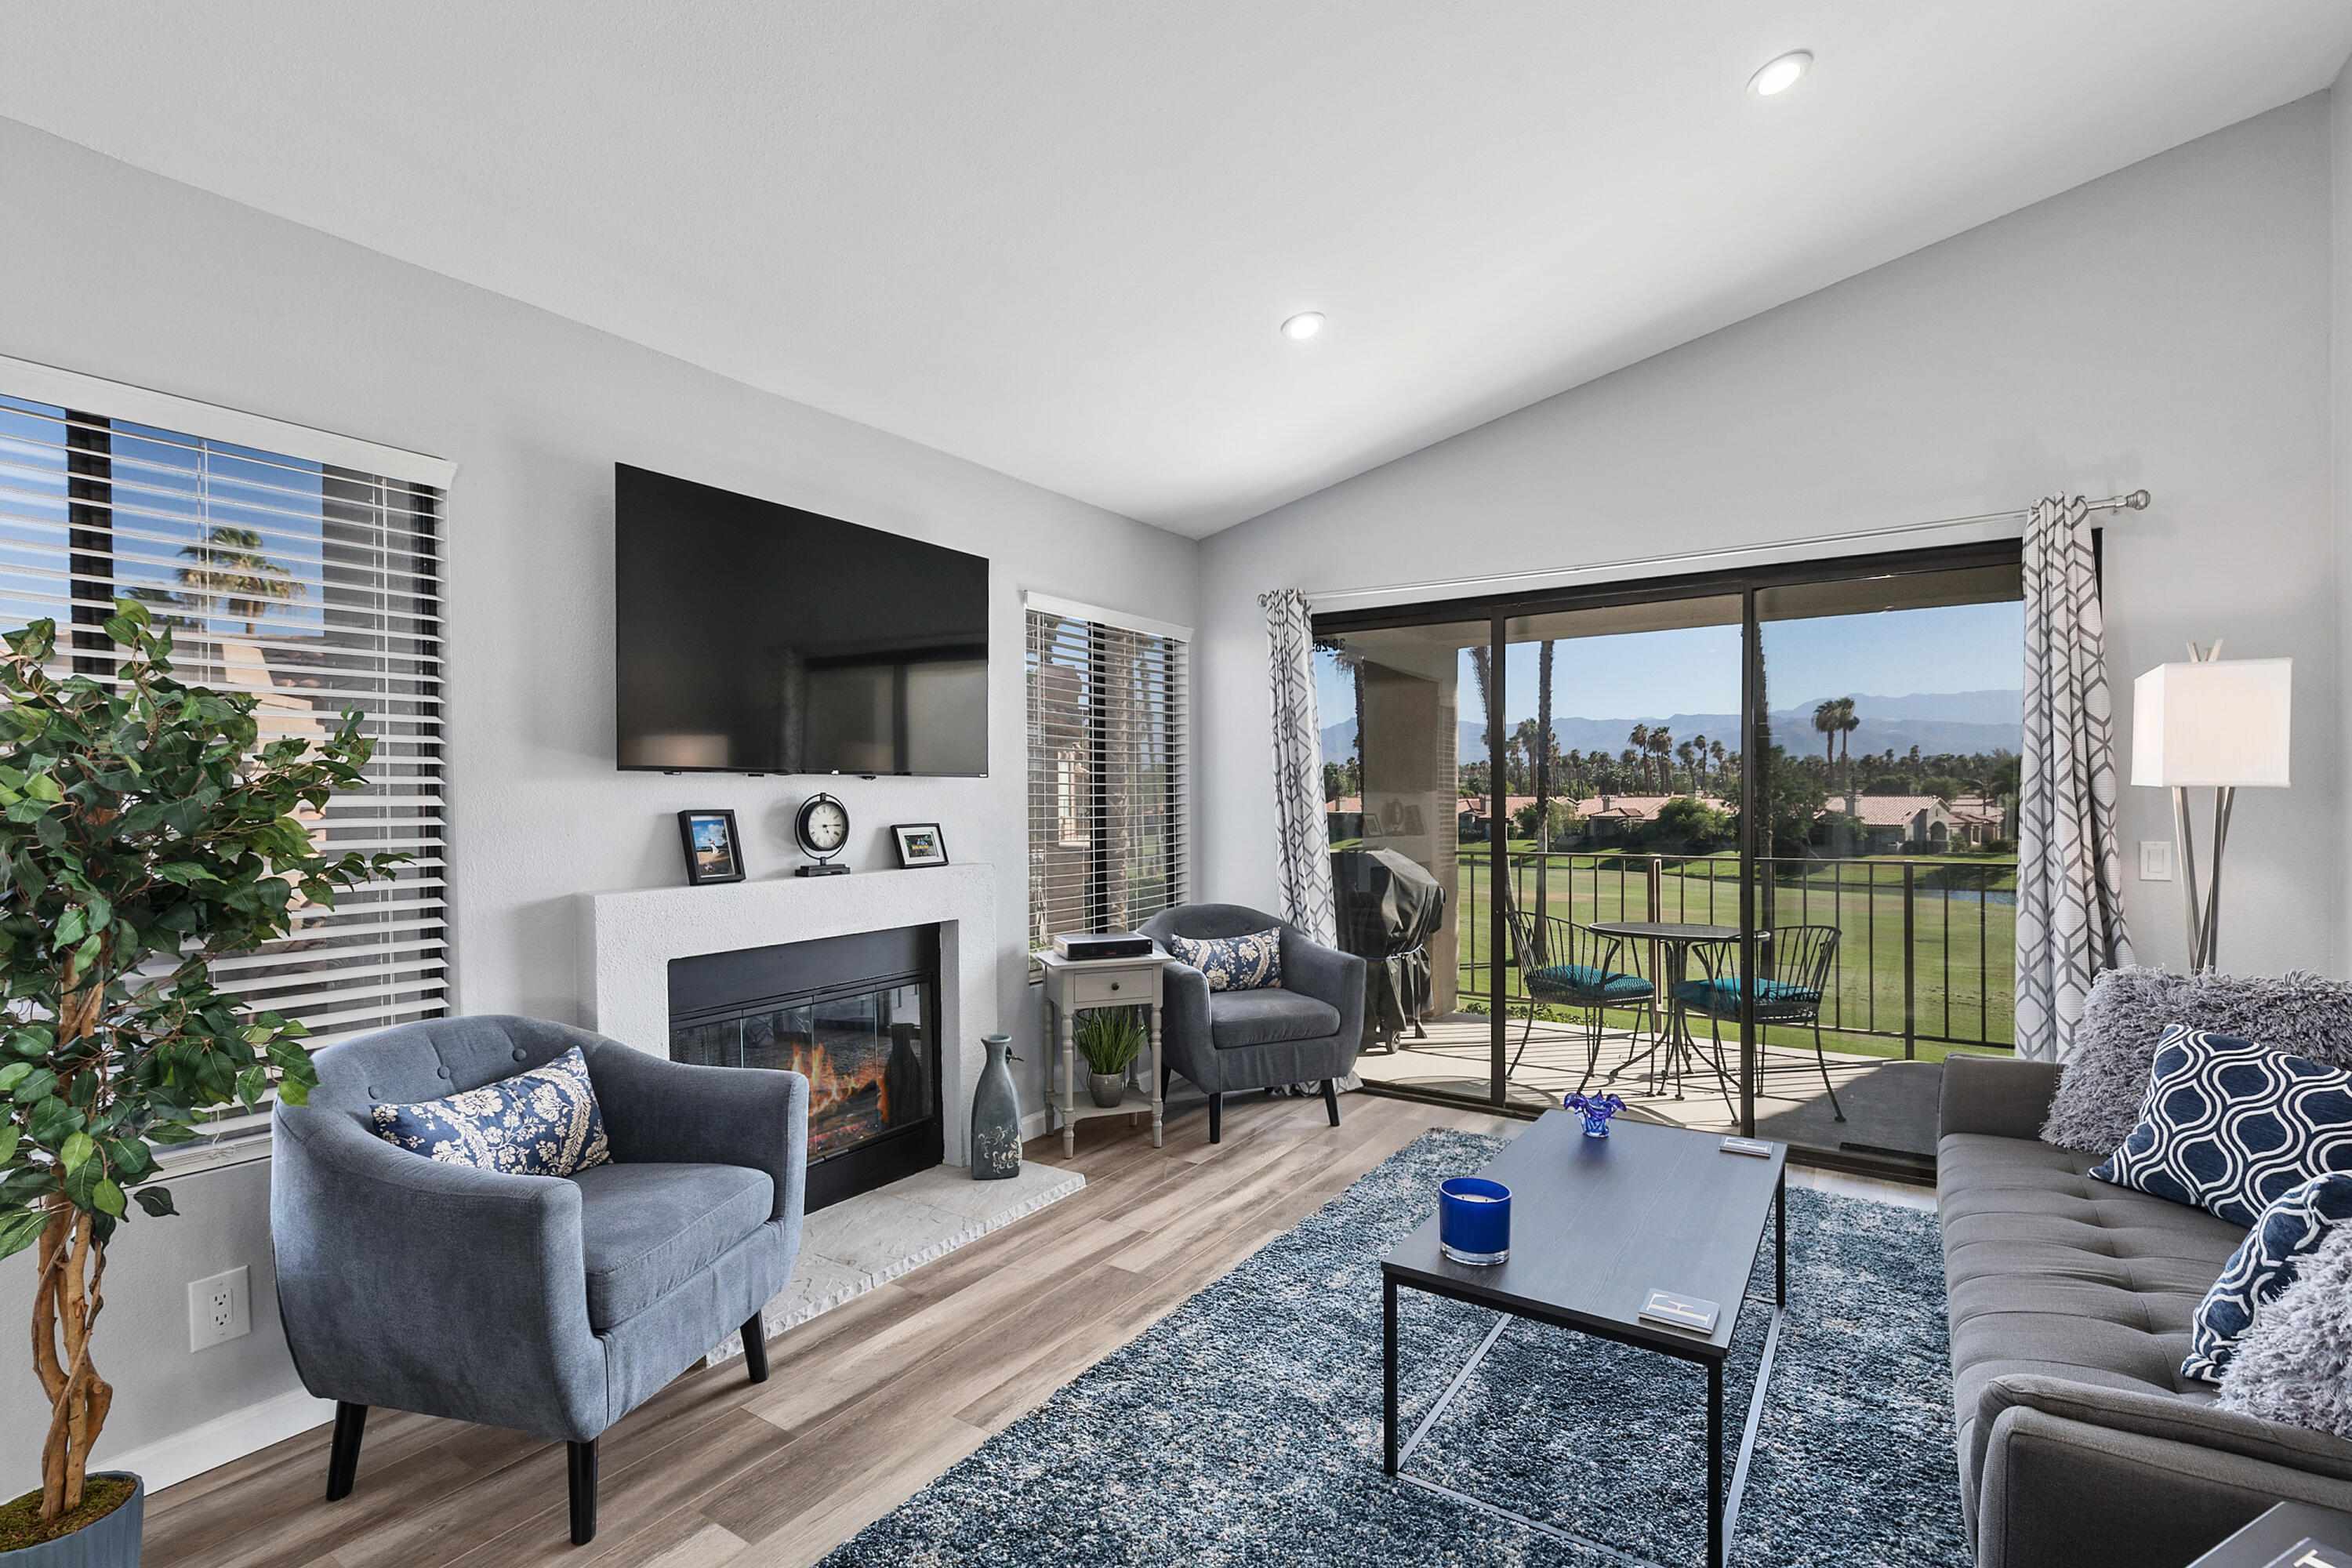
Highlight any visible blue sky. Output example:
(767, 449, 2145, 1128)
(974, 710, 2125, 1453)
(1318, 600, 2023, 725)
(0, 394, 330, 639)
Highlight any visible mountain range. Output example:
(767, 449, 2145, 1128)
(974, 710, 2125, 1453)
(1319, 690, 2022, 764)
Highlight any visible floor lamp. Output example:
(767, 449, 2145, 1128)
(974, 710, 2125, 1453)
(2130, 645, 2291, 974)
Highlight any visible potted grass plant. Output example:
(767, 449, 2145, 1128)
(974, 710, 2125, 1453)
(1075, 1008, 1145, 1108)
(0, 601, 403, 1563)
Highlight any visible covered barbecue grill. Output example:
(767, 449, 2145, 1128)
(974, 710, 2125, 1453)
(1330, 848, 1446, 1051)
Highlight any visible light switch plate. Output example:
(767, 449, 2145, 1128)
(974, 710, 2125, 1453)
(2139, 840, 2175, 881)
(188, 1265, 250, 1352)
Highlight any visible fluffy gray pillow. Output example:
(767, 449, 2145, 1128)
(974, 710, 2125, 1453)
(2041, 967, 2352, 1152)
(2215, 1221, 2352, 1441)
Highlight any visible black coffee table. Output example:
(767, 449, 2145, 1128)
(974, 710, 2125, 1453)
(1381, 1112, 1788, 1568)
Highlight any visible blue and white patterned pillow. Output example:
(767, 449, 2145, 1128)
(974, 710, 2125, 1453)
(1164, 927, 1283, 993)
(370, 1046, 611, 1177)
(2090, 1025, 2352, 1226)
(2183, 1171, 2352, 1382)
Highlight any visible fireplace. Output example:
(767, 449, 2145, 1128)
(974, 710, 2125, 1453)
(668, 924, 942, 1211)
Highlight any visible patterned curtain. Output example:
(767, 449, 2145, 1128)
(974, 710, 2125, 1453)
(2016, 495, 2135, 1062)
(1263, 590, 1337, 944)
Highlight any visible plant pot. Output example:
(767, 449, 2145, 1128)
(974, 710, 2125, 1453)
(1, 1472, 143, 1567)
(1087, 1071, 1127, 1109)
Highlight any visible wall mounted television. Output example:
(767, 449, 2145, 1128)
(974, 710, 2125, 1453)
(614, 465, 989, 776)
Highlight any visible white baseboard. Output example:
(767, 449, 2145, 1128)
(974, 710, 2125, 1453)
(93, 1386, 332, 1493)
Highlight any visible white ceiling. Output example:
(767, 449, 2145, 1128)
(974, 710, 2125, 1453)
(4, 3, 2349, 536)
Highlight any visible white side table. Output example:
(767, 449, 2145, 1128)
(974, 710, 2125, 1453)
(1038, 951, 1164, 1156)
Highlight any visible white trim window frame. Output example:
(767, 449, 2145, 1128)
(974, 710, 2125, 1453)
(0, 359, 452, 1161)
(1023, 592, 1189, 964)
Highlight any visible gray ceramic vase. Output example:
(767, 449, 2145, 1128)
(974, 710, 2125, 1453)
(2, 1472, 144, 1567)
(1088, 1071, 1127, 1109)
(970, 1033, 1021, 1180)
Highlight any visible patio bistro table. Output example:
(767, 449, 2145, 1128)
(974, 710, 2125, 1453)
(1587, 921, 1738, 1114)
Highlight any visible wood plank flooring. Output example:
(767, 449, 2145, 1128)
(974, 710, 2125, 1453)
(142, 1091, 1519, 1568)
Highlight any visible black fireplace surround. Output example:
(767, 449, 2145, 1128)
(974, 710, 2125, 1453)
(668, 924, 942, 1212)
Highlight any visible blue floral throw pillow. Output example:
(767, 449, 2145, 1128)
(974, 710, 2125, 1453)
(1165, 928, 1283, 992)
(2090, 1025, 2352, 1226)
(2184, 1172, 2352, 1382)
(370, 1046, 611, 1177)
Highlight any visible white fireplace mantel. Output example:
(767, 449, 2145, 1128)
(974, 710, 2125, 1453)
(577, 864, 998, 1161)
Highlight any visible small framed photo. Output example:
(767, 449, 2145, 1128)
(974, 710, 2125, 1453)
(891, 822, 949, 869)
(677, 809, 746, 885)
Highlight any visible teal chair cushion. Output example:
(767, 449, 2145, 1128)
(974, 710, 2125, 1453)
(1674, 977, 1820, 1018)
(1529, 963, 1653, 1004)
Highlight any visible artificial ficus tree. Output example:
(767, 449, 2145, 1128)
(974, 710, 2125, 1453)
(0, 599, 405, 1523)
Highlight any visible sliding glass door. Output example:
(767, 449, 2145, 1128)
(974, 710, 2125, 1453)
(1747, 561, 2023, 1170)
(1317, 540, 2025, 1178)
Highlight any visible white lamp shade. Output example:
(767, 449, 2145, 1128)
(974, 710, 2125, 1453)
(2131, 658, 2292, 788)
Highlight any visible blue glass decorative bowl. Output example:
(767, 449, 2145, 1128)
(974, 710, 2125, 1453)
(1565, 1091, 1625, 1138)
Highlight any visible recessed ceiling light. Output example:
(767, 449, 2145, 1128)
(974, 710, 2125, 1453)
(1748, 50, 1812, 96)
(1281, 311, 1325, 341)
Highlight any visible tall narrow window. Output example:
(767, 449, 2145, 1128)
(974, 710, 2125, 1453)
(1025, 598, 1187, 949)
(0, 387, 448, 1053)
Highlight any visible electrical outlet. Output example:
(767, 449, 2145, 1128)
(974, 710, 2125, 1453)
(187, 1265, 250, 1352)
(2140, 840, 2176, 882)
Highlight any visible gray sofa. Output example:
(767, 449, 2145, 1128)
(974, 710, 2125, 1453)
(272, 1015, 808, 1544)
(1139, 902, 1367, 1143)
(1938, 1054, 2352, 1568)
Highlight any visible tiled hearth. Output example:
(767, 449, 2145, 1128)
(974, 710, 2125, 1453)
(707, 1161, 1083, 1363)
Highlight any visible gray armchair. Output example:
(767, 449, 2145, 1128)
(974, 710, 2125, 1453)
(271, 1014, 807, 1546)
(1139, 902, 1367, 1143)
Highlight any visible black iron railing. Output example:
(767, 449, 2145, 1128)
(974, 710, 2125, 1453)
(1456, 852, 2016, 1057)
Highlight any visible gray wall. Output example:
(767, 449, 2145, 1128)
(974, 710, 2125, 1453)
(0, 114, 1196, 1483)
(1199, 95, 2343, 984)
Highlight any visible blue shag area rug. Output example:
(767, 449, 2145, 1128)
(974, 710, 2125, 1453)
(820, 1128, 1968, 1568)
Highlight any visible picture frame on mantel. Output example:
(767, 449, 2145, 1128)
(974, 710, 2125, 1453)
(677, 809, 746, 885)
(891, 822, 949, 868)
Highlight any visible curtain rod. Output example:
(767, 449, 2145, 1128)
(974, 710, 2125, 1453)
(1298, 489, 2151, 608)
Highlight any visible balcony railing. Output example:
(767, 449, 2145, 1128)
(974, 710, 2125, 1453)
(1456, 852, 2016, 1059)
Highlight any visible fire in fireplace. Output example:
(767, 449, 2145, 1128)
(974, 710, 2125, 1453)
(668, 926, 941, 1210)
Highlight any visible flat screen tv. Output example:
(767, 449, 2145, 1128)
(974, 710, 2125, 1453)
(615, 465, 989, 775)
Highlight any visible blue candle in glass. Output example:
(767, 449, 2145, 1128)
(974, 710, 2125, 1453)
(1439, 1177, 1511, 1265)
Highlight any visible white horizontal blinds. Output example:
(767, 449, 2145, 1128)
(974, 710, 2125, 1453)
(1025, 608, 1187, 950)
(0, 392, 448, 1049)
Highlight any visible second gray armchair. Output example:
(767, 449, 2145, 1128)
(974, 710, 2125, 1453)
(1141, 902, 1367, 1143)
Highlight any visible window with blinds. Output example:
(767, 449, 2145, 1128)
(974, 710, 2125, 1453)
(0, 391, 447, 1059)
(1025, 604, 1186, 952)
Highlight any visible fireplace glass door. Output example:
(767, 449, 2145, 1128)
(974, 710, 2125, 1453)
(672, 980, 935, 1171)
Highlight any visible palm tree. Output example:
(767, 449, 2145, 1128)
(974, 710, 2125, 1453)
(1689, 731, 1708, 791)
(1534, 641, 1555, 917)
(1837, 699, 1860, 789)
(176, 525, 305, 637)
(1676, 740, 1697, 793)
(1812, 700, 1842, 785)
(1465, 644, 1493, 802)
(1710, 739, 1728, 797)
(1628, 724, 1651, 791)
(1649, 727, 1673, 793)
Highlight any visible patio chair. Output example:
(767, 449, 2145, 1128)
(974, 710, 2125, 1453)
(1502, 904, 1655, 1091)
(1676, 925, 1845, 1121)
